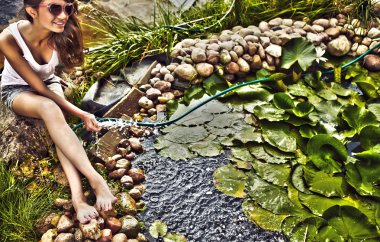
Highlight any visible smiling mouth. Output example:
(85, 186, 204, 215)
(53, 22, 66, 27)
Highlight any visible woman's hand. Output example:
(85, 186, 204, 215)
(81, 112, 101, 132)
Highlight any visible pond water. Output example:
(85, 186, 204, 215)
(134, 136, 288, 242)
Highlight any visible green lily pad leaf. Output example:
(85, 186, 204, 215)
(235, 86, 273, 101)
(251, 159, 291, 187)
(230, 158, 253, 170)
(188, 138, 223, 157)
(154, 136, 175, 150)
(281, 216, 304, 237)
(307, 94, 323, 107)
(322, 206, 380, 241)
(163, 232, 187, 242)
(159, 143, 197, 161)
(306, 134, 347, 173)
(303, 166, 349, 197)
(253, 104, 290, 121)
(354, 145, 380, 162)
(289, 217, 326, 242)
(291, 165, 312, 194)
(207, 113, 245, 128)
(299, 124, 326, 139)
(345, 62, 367, 80)
(273, 93, 295, 109)
(242, 199, 287, 231)
(164, 126, 208, 144)
(175, 111, 214, 126)
(246, 174, 304, 215)
(304, 71, 324, 89)
(206, 126, 236, 137)
(255, 68, 272, 79)
(281, 38, 317, 71)
(330, 82, 352, 97)
(261, 121, 297, 152)
(293, 101, 314, 117)
(231, 147, 254, 161)
(359, 126, 380, 150)
(233, 126, 262, 144)
(203, 74, 229, 95)
(285, 116, 313, 126)
(342, 105, 378, 133)
(315, 100, 343, 124)
(249, 144, 291, 164)
(368, 103, 380, 121)
(183, 85, 205, 105)
(202, 100, 231, 113)
(299, 193, 354, 217)
(317, 225, 345, 242)
(149, 220, 168, 238)
(244, 100, 269, 113)
(346, 162, 380, 198)
(354, 76, 380, 98)
(287, 183, 304, 208)
(213, 164, 247, 198)
(316, 88, 338, 101)
(288, 82, 316, 97)
(167, 99, 179, 118)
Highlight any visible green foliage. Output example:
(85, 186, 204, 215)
(149, 220, 187, 241)
(281, 38, 317, 71)
(0, 164, 61, 242)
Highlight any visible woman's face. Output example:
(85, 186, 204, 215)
(36, 0, 72, 33)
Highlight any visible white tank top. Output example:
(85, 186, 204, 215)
(1, 20, 59, 86)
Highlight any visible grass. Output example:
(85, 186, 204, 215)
(0, 163, 62, 242)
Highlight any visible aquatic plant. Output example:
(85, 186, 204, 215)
(0, 163, 61, 242)
(153, 56, 380, 240)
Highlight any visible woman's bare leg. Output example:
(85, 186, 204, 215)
(12, 92, 116, 213)
(56, 147, 99, 223)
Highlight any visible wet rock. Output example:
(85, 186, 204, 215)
(327, 35, 352, 56)
(226, 62, 240, 74)
(117, 148, 129, 157)
(54, 233, 74, 242)
(259, 36, 271, 48)
(116, 193, 137, 216)
(99, 209, 117, 220)
(220, 41, 235, 51)
(351, 43, 359, 52)
(163, 73, 174, 83)
(80, 219, 101, 240)
(153, 81, 171, 92)
(354, 27, 367, 36)
(268, 17, 282, 26)
(98, 229, 112, 242)
(237, 58, 250, 73)
(111, 233, 128, 242)
(229, 51, 239, 62)
(368, 27, 380, 38)
(293, 21, 306, 28)
(251, 55, 262, 69)
(363, 54, 380, 71)
(54, 199, 73, 210)
(105, 217, 122, 234)
(119, 215, 140, 238)
(133, 184, 146, 194)
(181, 38, 197, 48)
(207, 43, 221, 52)
(325, 27, 340, 38)
(128, 137, 143, 153)
(313, 19, 330, 28)
(116, 159, 131, 170)
(282, 19, 293, 27)
(161, 92, 175, 101)
(265, 44, 282, 58)
(145, 88, 161, 100)
(356, 44, 369, 55)
(306, 32, 323, 45)
(105, 158, 117, 171)
(156, 104, 167, 112)
(41, 229, 58, 242)
(108, 169, 127, 179)
(174, 64, 198, 81)
(136, 233, 148, 242)
(136, 200, 145, 210)
(138, 97, 154, 109)
(36, 212, 61, 234)
(313, 24, 325, 32)
(233, 45, 244, 56)
(191, 48, 207, 63)
(73, 228, 83, 242)
(127, 168, 145, 184)
(129, 188, 142, 200)
(120, 175, 134, 184)
(362, 37, 372, 46)
(57, 215, 75, 233)
(196, 63, 214, 77)
(219, 33, 231, 41)
(206, 50, 220, 64)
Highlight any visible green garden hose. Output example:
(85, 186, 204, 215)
(72, 41, 380, 133)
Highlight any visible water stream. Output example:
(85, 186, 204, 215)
(134, 136, 288, 242)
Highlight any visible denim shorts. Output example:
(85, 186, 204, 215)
(0, 77, 64, 111)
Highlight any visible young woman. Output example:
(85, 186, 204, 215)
(0, 0, 117, 223)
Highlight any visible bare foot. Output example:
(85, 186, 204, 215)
(90, 175, 118, 211)
(74, 201, 99, 224)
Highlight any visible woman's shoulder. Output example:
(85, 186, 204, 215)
(0, 27, 22, 55)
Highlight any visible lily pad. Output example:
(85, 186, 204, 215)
(261, 121, 297, 152)
(368, 103, 380, 121)
(183, 86, 205, 105)
(213, 164, 247, 198)
(253, 104, 289, 121)
(273, 93, 295, 109)
(288, 82, 316, 97)
(251, 159, 291, 187)
(164, 232, 187, 242)
(203, 74, 229, 95)
(293, 101, 314, 117)
(291, 165, 312, 194)
(242, 200, 287, 231)
(235, 86, 273, 101)
(315, 100, 343, 124)
(330, 82, 352, 97)
(342, 105, 378, 133)
(207, 112, 245, 128)
(359, 126, 380, 150)
(322, 206, 380, 241)
(164, 126, 208, 144)
(149, 220, 168, 238)
(281, 38, 317, 71)
(188, 138, 223, 157)
(159, 143, 197, 161)
(306, 134, 347, 173)
(249, 144, 290, 164)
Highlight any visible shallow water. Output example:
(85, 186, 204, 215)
(134, 136, 288, 242)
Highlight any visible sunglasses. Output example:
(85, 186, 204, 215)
(39, 2, 76, 16)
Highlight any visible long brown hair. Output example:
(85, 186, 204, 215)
(20, 0, 84, 69)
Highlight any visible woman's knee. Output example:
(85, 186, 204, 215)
(38, 99, 65, 121)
